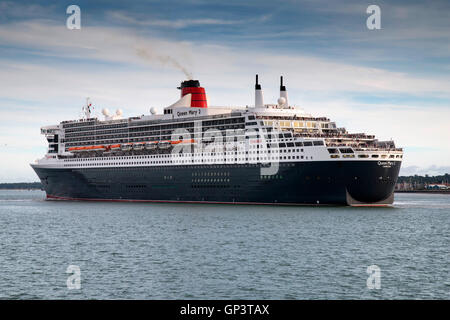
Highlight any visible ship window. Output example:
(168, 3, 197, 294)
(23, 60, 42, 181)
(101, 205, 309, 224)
(303, 142, 313, 146)
(328, 148, 339, 154)
(371, 154, 379, 158)
(313, 141, 324, 146)
(339, 148, 354, 154)
(295, 142, 303, 147)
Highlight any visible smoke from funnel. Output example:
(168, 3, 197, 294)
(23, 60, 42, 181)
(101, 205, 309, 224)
(136, 47, 193, 80)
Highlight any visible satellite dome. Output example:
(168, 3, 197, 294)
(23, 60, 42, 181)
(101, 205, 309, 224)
(150, 107, 157, 115)
(102, 108, 110, 116)
(116, 109, 123, 116)
(278, 97, 286, 106)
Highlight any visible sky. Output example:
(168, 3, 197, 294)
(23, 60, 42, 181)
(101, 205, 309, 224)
(0, 0, 449, 181)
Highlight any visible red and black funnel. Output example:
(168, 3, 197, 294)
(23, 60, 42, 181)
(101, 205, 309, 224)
(178, 80, 208, 108)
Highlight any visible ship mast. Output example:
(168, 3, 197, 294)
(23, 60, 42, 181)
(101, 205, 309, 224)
(83, 97, 93, 119)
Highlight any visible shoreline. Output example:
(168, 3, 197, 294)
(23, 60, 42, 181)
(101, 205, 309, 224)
(395, 190, 450, 194)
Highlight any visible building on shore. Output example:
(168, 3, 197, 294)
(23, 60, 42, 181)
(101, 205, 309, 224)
(395, 182, 425, 191)
(395, 181, 450, 191)
(426, 184, 449, 190)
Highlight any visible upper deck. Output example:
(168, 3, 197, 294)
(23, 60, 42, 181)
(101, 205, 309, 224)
(36, 76, 402, 164)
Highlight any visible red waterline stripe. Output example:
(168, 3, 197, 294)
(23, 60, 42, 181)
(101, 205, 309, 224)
(350, 204, 391, 207)
(46, 194, 337, 206)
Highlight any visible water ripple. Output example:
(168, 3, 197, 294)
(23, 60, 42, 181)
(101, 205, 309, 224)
(0, 190, 449, 299)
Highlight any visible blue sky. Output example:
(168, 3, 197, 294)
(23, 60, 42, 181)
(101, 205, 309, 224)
(0, 0, 449, 181)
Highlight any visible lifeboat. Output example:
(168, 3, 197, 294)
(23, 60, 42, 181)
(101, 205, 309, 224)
(145, 141, 158, 150)
(133, 143, 144, 151)
(170, 139, 195, 145)
(109, 144, 121, 151)
(87, 145, 106, 152)
(121, 143, 132, 151)
(158, 141, 171, 149)
(68, 145, 105, 152)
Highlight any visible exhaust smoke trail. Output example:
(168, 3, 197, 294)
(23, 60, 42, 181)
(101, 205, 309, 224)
(136, 47, 193, 80)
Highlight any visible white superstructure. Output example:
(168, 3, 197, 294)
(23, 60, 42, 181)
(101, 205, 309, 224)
(34, 76, 403, 170)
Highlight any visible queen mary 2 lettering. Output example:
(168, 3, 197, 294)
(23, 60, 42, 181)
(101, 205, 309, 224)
(31, 75, 403, 206)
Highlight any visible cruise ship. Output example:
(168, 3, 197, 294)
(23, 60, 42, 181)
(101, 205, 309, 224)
(31, 76, 403, 206)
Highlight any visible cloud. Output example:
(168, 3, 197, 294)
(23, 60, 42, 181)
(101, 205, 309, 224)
(0, 1, 55, 20)
(1, 21, 449, 97)
(400, 165, 450, 176)
(107, 11, 240, 29)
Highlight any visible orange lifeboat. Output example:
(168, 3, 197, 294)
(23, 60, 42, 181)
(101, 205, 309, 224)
(87, 145, 106, 151)
(68, 145, 106, 152)
(170, 139, 195, 145)
(109, 144, 121, 151)
(68, 146, 87, 152)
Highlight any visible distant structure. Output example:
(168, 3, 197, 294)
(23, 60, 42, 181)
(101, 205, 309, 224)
(395, 174, 450, 191)
(426, 184, 449, 190)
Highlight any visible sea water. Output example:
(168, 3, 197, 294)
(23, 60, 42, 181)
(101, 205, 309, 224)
(0, 190, 448, 299)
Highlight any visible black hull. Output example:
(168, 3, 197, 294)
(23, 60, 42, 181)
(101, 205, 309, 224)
(31, 161, 401, 206)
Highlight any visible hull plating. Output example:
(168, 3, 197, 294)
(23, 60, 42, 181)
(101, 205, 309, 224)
(31, 160, 401, 206)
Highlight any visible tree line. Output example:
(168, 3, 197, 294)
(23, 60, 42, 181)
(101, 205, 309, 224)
(0, 182, 43, 190)
(397, 174, 450, 185)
